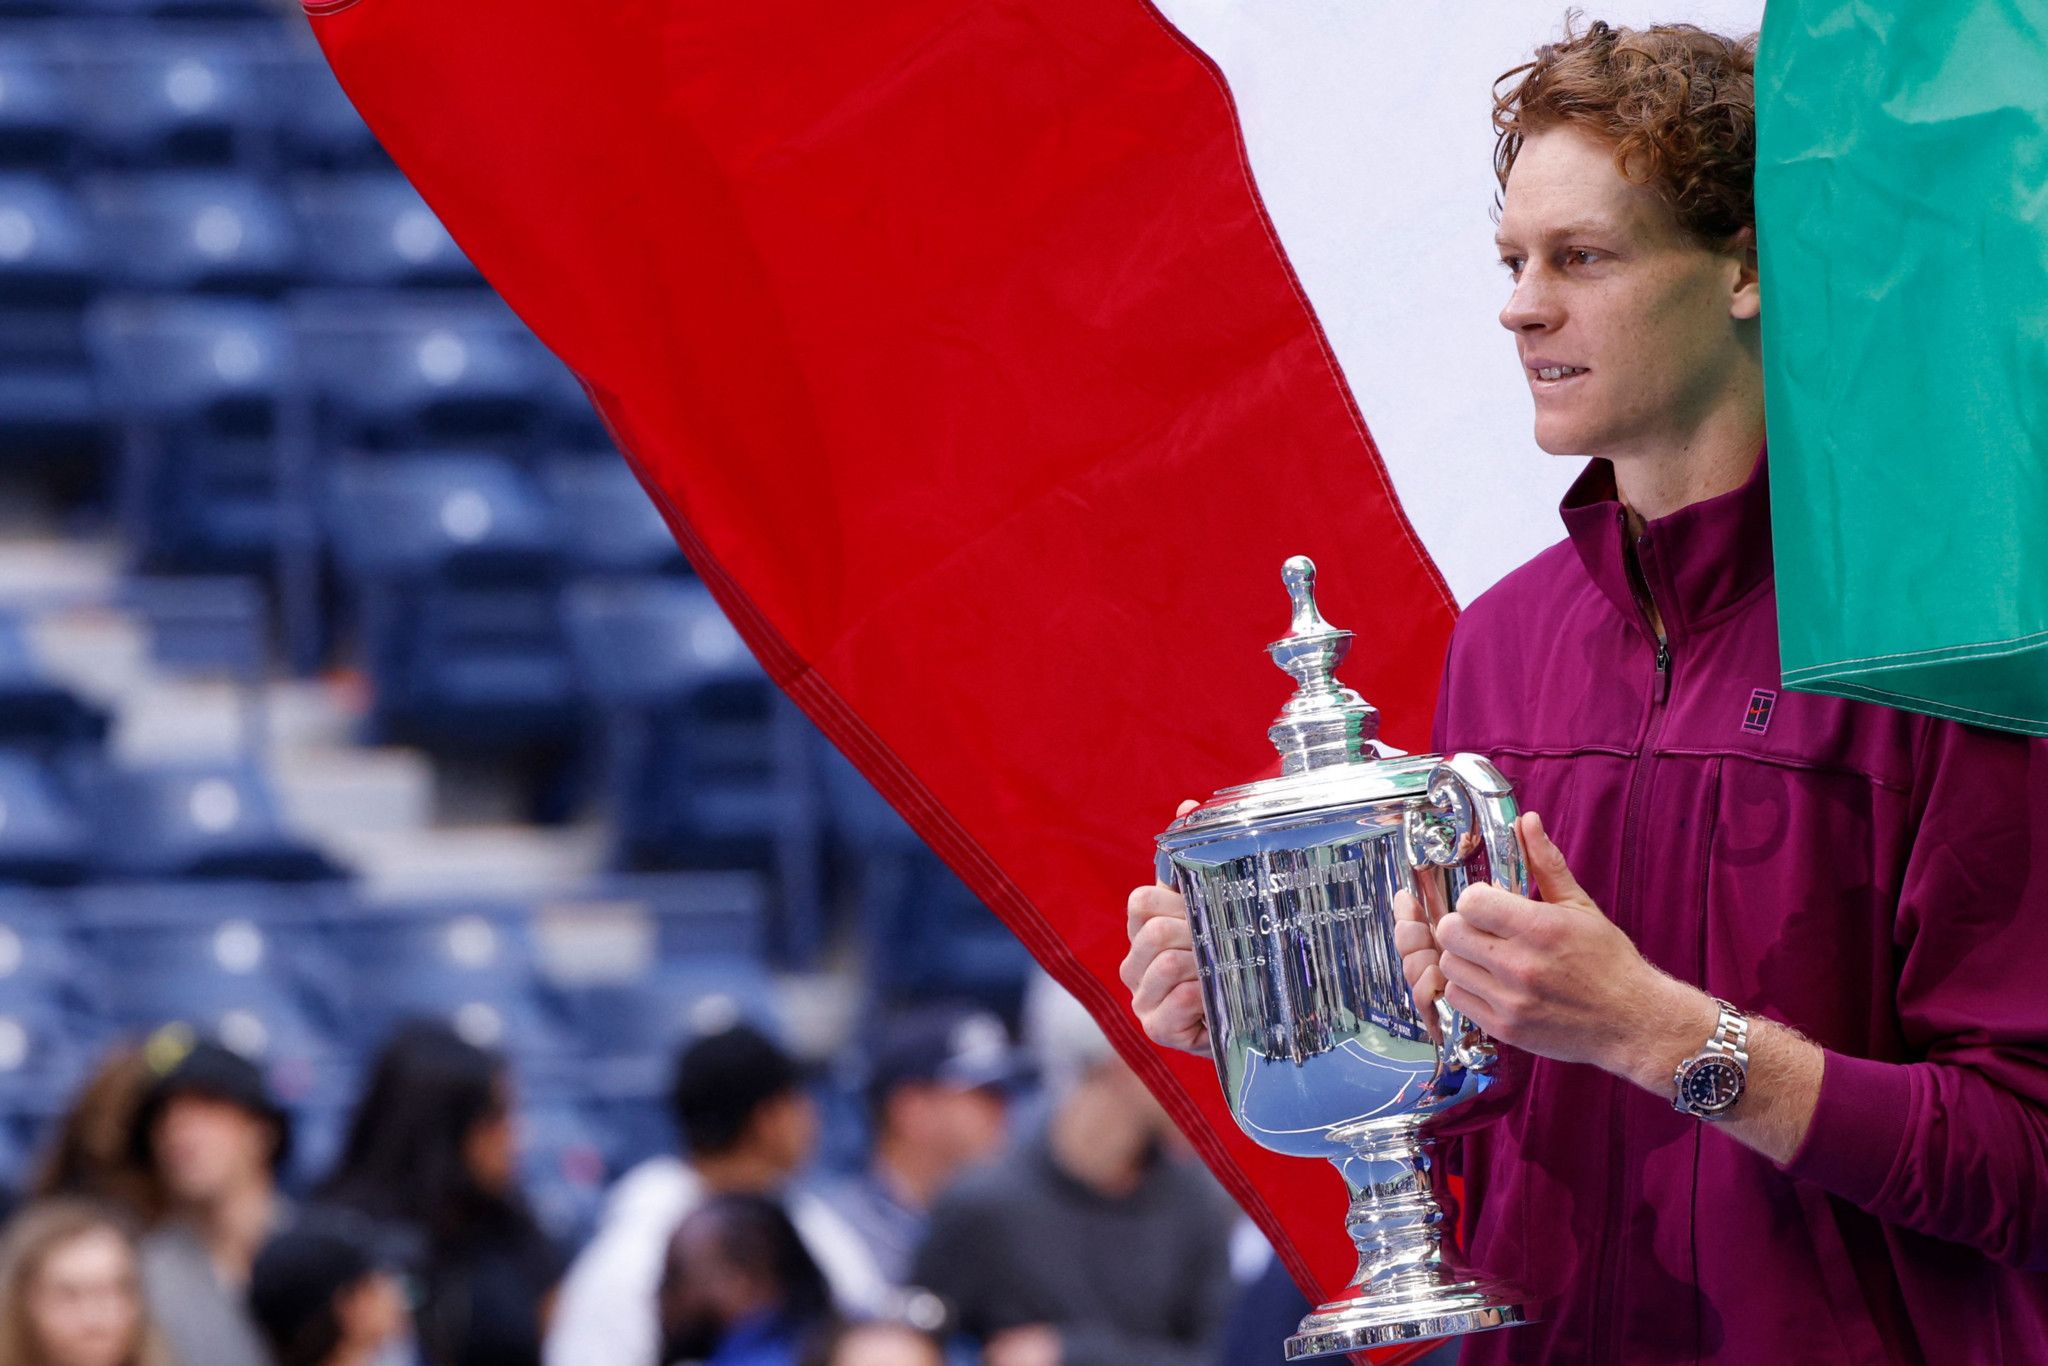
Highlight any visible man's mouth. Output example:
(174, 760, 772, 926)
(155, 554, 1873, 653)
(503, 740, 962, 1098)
(1532, 364, 1590, 382)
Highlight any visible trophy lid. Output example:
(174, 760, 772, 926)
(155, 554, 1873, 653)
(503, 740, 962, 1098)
(1161, 556, 1438, 844)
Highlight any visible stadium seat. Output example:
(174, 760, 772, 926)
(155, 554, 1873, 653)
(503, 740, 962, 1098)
(0, 749, 91, 885)
(565, 579, 823, 957)
(328, 454, 576, 747)
(89, 297, 317, 588)
(816, 740, 1032, 1014)
(0, 613, 108, 749)
(322, 902, 567, 1055)
(292, 174, 476, 288)
(552, 954, 777, 1064)
(0, 175, 100, 459)
(542, 455, 688, 578)
(0, 37, 77, 167)
(78, 760, 339, 881)
(295, 292, 549, 450)
(63, 30, 270, 168)
(85, 171, 300, 293)
(69, 883, 341, 1065)
(273, 52, 387, 170)
(518, 1090, 612, 1243)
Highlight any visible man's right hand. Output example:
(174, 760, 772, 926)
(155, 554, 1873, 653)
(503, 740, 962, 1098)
(1120, 799, 1210, 1054)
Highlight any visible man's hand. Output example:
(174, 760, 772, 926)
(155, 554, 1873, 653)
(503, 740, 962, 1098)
(985, 1325, 1062, 1366)
(1393, 810, 1711, 1079)
(1120, 799, 1209, 1054)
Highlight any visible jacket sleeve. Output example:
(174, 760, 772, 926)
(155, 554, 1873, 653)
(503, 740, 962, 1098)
(1783, 719, 2048, 1269)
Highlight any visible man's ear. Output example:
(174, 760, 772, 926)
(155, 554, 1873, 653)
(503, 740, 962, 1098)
(1727, 225, 1760, 321)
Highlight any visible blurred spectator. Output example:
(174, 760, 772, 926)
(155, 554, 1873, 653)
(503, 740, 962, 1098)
(31, 1046, 165, 1227)
(657, 1193, 834, 1366)
(547, 1024, 876, 1366)
(802, 1320, 944, 1366)
(130, 1028, 292, 1366)
(808, 1004, 1020, 1293)
(909, 978, 1234, 1366)
(0, 1198, 173, 1366)
(318, 1020, 564, 1366)
(249, 1208, 414, 1366)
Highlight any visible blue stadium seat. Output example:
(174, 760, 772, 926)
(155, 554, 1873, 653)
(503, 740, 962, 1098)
(327, 453, 560, 581)
(0, 175, 99, 460)
(64, 30, 270, 167)
(292, 174, 476, 287)
(565, 579, 823, 957)
(295, 292, 548, 449)
(79, 760, 338, 881)
(273, 53, 387, 170)
(328, 455, 575, 747)
(0, 41, 79, 169)
(0, 749, 91, 884)
(85, 171, 299, 293)
(89, 298, 318, 596)
(323, 903, 567, 1055)
(519, 1090, 612, 1244)
(69, 883, 341, 1065)
(0, 614, 108, 748)
(816, 740, 1032, 1014)
(553, 955, 777, 1063)
(543, 455, 688, 578)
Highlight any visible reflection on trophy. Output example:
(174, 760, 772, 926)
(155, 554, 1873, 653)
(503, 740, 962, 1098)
(1155, 556, 1532, 1359)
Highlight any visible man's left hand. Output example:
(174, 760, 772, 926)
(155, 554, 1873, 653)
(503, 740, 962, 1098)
(1393, 810, 1712, 1082)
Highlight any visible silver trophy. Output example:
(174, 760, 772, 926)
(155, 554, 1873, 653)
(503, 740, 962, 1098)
(1156, 556, 1532, 1358)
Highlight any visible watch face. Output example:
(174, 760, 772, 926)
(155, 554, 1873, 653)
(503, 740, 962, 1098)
(1682, 1058, 1744, 1113)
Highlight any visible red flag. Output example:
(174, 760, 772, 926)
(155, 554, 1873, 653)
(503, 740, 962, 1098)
(307, 0, 1456, 1345)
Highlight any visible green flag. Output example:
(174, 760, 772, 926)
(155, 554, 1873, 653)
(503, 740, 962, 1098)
(1756, 2, 2048, 736)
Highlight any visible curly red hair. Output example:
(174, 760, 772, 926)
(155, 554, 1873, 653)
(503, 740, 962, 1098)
(1493, 12, 1757, 246)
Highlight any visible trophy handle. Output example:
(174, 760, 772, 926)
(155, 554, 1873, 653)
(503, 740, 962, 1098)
(1405, 753, 1526, 1076)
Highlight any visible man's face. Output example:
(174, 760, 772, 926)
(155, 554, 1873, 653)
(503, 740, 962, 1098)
(887, 1083, 1009, 1178)
(26, 1229, 142, 1366)
(151, 1094, 274, 1205)
(1494, 124, 1759, 460)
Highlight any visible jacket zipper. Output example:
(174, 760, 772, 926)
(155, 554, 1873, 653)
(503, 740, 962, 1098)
(1591, 517, 1673, 1364)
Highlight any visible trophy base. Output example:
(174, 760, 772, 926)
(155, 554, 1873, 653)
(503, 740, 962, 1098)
(1283, 1280, 1528, 1360)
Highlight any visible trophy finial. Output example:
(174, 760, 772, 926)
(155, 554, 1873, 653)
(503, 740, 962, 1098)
(1266, 555, 1380, 773)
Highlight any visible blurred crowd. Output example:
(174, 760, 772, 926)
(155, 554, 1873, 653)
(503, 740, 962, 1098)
(0, 976, 1272, 1366)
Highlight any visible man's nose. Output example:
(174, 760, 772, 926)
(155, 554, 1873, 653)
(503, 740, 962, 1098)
(1499, 269, 1559, 334)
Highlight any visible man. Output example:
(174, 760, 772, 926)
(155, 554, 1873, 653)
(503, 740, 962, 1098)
(911, 975, 1234, 1366)
(546, 1022, 879, 1366)
(131, 1027, 292, 1366)
(1122, 18, 2048, 1365)
(808, 1002, 1020, 1293)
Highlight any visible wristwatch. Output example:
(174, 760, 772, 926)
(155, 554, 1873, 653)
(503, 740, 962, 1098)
(1672, 997, 1750, 1120)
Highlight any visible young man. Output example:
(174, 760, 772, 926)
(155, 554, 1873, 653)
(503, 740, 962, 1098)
(911, 975, 1235, 1366)
(808, 1003, 1020, 1292)
(545, 1022, 881, 1366)
(131, 1030, 293, 1366)
(1122, 19, 2048, 1364)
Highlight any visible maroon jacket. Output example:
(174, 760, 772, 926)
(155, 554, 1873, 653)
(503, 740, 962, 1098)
(1433, 448, 2048, 1364)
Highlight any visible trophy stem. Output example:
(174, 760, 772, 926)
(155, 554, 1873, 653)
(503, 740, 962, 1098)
(1282, 1118, 1529, 1361)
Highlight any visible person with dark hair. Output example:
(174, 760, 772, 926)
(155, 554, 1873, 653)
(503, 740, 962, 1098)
(658, 1194, 834, 1366)
(248, 1209, 412, 1366)
(31, 1045, 165, 1230)
(807, 1004, 1020, 1295)
(129, 1028, 292, 1366)
(1125, 12, 2048, 1365)
(547, 1024, 875, 1366)
(318, 1020, 564, 1366)
(0, 1199, 173, 1366)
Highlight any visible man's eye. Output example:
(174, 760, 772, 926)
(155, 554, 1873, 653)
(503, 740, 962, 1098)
(1565, 249, 1599, 266)
(1498, 258, 1523, 277)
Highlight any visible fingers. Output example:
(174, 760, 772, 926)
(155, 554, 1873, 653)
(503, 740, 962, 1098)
(1521, 810, 1592, 910)
(1132, 944, 1199, 1018)
(1393, 917, 1438, 962)
(1118, 906, 1191, 990)
(1451, 883, 1537, 940)
(1125, 883, 1187, 942)
(1175, 798, 1200, 819)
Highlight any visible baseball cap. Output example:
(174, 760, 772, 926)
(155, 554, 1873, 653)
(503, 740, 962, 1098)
(864, 1004, 1028, 1110)
(130, 1026, 293, 1171)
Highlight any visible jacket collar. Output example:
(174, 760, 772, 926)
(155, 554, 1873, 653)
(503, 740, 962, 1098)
(1558, 443, 1772, 645)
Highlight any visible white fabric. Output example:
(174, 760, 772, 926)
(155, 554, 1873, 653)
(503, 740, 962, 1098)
(1147, 1, 1766, 605)
(543, 1157, 890, 1366)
